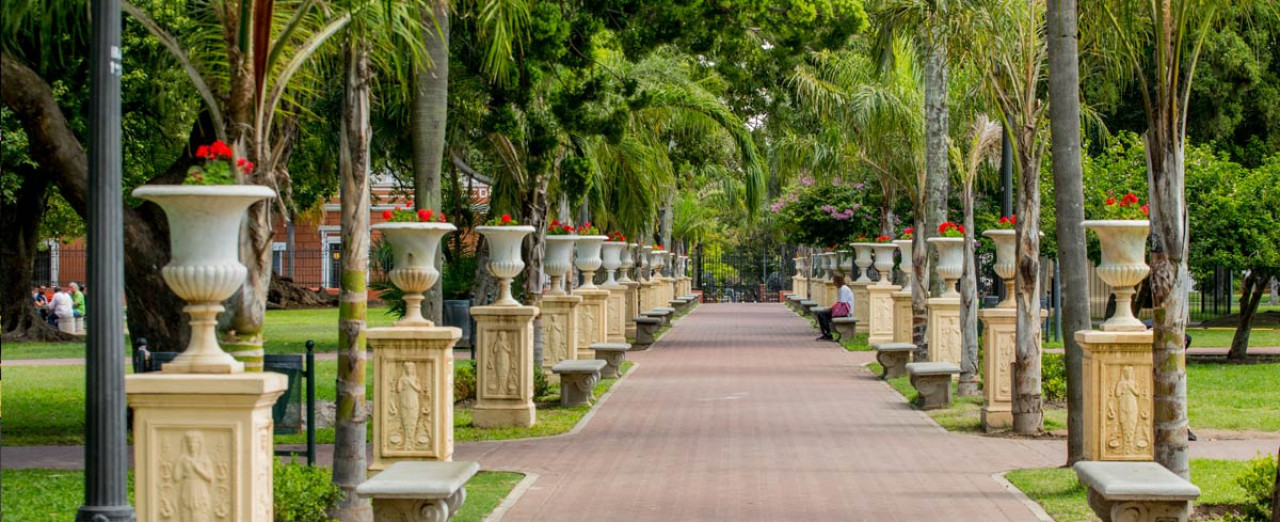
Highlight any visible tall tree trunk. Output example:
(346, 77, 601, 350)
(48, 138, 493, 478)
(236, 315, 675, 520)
(879, 184, 897, 237)
(1145, 127, 1191, 480)
(924, 30, 951, 298)
(2, 52, 190, 350)
(958, 184, 980, 396)
(1227, 269, 1268, 361)
(413, 1, 449, 325)
(1046, 0, 1089, 464)
(659, 187, 675, 248)
(911, 213, 929, 361)
(0, 171, 76, 342)
(333, 36, 372, 522)
(1013, 149, 1044, 435)
(521, 173, 550, 368)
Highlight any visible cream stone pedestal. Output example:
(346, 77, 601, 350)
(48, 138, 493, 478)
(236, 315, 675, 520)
(369, 326, 462, 471)
(824, 281, 837, 306)
(793, 277, 808, 299)
(472, 305, 537, 428)
(603, 284, 628, 344)
(867, 284, 900, 345)
(1078, 330, 1155, 461)
(979, 308, 1016, 430)
(927, 297, 961, 367)
(127, 373, 287, 522)
(574, 288, 609, 359)
(892, 290, 913, 343)
(539, 295, 582, 385)
(851, 281, 871, 334)
(623, 281, 639, 338)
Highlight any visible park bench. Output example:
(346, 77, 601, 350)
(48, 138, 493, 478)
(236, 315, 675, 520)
(906, 362, 960, 410)
(589, 342, 630, 378)
(357, 461, 479, 521)
(643, 308, 674, 327)
(551, 359, 607, 407)
(784, 294, 803, 312)
(798, 300, 818, 318)
(831, 317, 859, 342)
(873, 343, 915, 379)
(1073, 461, 1200, 522)
(631, 316, 663, 351)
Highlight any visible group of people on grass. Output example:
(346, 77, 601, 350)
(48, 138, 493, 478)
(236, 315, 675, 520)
(32, 283, 85, 334)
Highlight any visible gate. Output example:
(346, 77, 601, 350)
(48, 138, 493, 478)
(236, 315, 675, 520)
(693, 245, 798, 303)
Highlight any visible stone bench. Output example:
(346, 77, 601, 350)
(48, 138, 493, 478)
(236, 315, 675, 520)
(589, 342, 630, 378)
(831, 317, 859, 342)
(551, 359, 607, 407)
(873, 343, 915, 379)
(357, 461, 479, 521)
(1073, 461, 1200, 522)
(643, 308, 674, 327)
(670, 299, 691, 314)
(798, 300, 818, 317)
(906, 362, 960, 410)
(631, 316, 663, 351)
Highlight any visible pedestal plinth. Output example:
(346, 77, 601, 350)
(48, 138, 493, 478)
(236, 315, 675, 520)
(539, 295, 581, 384)
(574, 288, 609, 359)
(1078, 330, 1155, 461)
(127, 373, 287, 522)
(825, 281, 838, 306)
(867, 284, 901, 345)
(892, 290, 913, 343)
(368, 326, 462, 471)
(603, 284, 628, 344)
(622, 281, 639, 338)
(792, 277, 807, 299)
(927, 297, 961, 367)
(851, 282, 872, 334)
(979, 308, 1016, 430)
(472, 305, 537, 428)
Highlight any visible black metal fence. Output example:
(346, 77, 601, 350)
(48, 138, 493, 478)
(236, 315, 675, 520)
(693, 245, 799, 303)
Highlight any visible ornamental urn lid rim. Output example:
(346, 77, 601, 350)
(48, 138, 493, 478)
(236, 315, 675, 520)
(603, 240, 627, 245)
(371, 221, 457, 231)
(132, 184, 277, 199)
(982, 229, 1016, 237)
(850, 242, 878, 248)
(476, 225, 536, 232)
(926, 236, 966, 243)
(1082, 219, 1151, 228)
(546, 234, 581, 240)
(577, 235, 609, 241)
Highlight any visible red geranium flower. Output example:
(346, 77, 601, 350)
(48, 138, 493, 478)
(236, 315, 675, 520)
(418, 209, 432, 222)
(876, 235, 891, 242)
(382, 210, 393, 220)
(209, 140, 232, 158)
(1141, 204, 1150, 216)
(550, 219, 559, 227)
(437, 212, 447, 222)
(1106, 197, 1117, 206)
(1120, 193, 1139, 206)
(501, 214, 512, 224)
(563, 225, 574, 233)
(904, 227, 914, 235)
(196, 145, 210, 159)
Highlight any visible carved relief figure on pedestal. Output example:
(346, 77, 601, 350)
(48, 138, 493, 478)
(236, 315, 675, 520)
(997, 331, 1015, 398)
(584, 305, 597, 344)
(545, 314, 566, 362)
(257, 424, 273, 521)
(388, 362, 430, 449)
(166, 431, 216, 522)
(873, 297, 892, 332)
(1106, 366, 1150, 453)
(608, 298, 620, 333)
(488, 331, 519, 396)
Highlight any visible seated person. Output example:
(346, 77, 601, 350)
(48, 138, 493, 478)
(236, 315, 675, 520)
(815, 274, 853, 341)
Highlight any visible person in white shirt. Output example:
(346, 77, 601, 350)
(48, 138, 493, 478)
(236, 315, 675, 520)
(816, 274, 853, 341)
(46, 285, 76, 334)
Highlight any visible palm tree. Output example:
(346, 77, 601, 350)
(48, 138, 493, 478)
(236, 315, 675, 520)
(949, 114, 1002, 397)
(1080, 0, 1237, 480)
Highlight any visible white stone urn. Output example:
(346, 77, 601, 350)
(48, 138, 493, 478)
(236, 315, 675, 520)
(837, 250, 853, 278)
(619, 243, 637, 283)
(573, 235, 607, 289)
(983, 229, 1017, 308)
(544, 235, 579, 295)
(927, 237, 966, 298)
(601, 241, 625, 285)
(794, 256, 805, 278)
(477, 225, 535, 306)
(639, 245, 653, 281)
(821, 252, 837, 280)
(851, 243, 875, 282)
(893, 239, 914, 291)
(871, 243, 899, 286)
(372, 222, 457, 325)
(1084, 220, 1151, 332)
(132, 185, 276, 373)
(650, 249, 666, 277)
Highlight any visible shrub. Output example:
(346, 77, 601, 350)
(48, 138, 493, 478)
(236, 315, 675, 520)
(1042, 353, 1066, 403)
(455, 359, 477, 402)
(1233, 453, 1277, 521)
(275, 460, 342, 522)
(534, 365, 550, 399)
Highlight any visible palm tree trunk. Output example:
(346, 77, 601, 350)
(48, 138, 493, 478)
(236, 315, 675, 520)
(413, 1, 449, 325)
(333, 35, 372, 522)
(924, 28, 951, 298)
(1013, 145, 1044, 435)
(958, 184, 980, 396)
(1046, 0, 1089, 464)
(1144, 124, 1191, 479)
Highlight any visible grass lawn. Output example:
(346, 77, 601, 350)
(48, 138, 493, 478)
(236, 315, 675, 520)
(839, 332, 873, 351)
(870, 361, 1076, 434)
(0, 468, 522, 522)
(4, 356, 632, 446)
(1005, 459, 1253, 522)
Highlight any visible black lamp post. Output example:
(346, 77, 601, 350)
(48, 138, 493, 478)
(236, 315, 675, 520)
(77, 0, 135, 519)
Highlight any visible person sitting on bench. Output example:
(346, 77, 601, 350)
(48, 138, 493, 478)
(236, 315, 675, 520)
(815, 274, 852, 342)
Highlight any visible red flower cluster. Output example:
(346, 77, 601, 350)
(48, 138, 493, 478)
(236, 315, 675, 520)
(1102, 193, 1148, 219)
(875, 235, 892, 242)
(608, 231, 626, 242)
(382, 207, 447, 223)
(900, 227, 914, 240)
(999, 215, 1016, 225)
(938, 222, 965, 235)
(235, 157, 255, 174)
(195, 140, 232, 160)
(548, 219, 576, 235)
(501, 214, 512, 224)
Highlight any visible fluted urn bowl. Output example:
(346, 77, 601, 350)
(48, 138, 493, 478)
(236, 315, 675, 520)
(601, 241, 625, 285)
(477, 225, 535, 306)
(373, 222, 456, 325)
(1084, 220, 1151, 332)
(650, 250, 666, 274)
(574, 235, 608, 289)
(837, 250, 853, 277)
(851, 244, 876, 282)
(132, 184, 276, 373)
(618, 243, 637, 283)
(927, 237, 966, 297)
(983, 229, 1016, 307)
(893, 239, 914, 291)
(871, 243, 899, 286)
(639, 245, 653, 281)
(544, 235, 579, 295)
